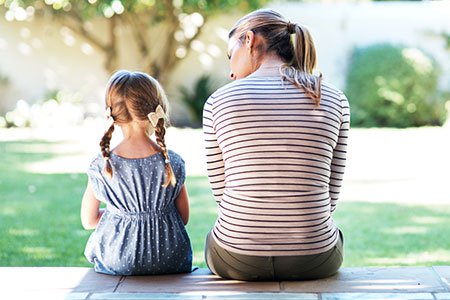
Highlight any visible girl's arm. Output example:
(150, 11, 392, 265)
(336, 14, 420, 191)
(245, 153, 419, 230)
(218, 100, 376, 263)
(175, 185, 190, 225)
(80, 180, 104, 230)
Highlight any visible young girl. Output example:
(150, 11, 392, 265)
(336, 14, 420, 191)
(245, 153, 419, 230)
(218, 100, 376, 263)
(81, 70, 192, 275)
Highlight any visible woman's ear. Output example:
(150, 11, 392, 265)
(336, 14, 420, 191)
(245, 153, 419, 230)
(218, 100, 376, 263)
(245, 31, 255, 52)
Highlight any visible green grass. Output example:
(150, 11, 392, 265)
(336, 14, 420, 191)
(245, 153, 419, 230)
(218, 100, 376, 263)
(1, 140, 450, 267)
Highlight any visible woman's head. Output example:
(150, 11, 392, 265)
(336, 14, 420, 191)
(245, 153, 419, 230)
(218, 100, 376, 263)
(100, 70, 176, 187)
(228, 9, 321, 104)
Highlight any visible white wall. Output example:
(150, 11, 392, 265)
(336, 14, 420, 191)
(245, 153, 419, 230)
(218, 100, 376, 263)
(0, 1, 449, 123)
(0, 17, 108, 113)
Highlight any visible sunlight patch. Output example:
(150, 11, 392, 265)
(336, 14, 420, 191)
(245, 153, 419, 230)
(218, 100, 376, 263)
(23, 155, 90, 174)
(412, 216, 449, 225)
(74, 229, 89, 237)
(192, 251, 204, 264)
(9, 228, 38, 237)
(382, 226, 428, 235)
(367, 250, 450, 265)
(22, 246, 55, 260)
(1, 207, 17, 216)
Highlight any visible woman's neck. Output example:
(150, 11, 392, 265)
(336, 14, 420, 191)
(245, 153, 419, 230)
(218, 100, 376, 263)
(251, 55, 285, 77)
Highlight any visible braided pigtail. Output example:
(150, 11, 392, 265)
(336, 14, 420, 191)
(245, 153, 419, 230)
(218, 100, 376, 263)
(154, 120, 176, 187)
(100, 123, 115, 179)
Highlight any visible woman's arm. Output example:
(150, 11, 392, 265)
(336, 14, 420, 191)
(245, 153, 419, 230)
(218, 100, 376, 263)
(203, 98, 226, 203)
(329, 94, 350, 213)
(175, 185, 190, 225)
(80, 180, 104, 230)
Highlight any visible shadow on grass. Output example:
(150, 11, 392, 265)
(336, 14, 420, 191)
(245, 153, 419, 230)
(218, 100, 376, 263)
(1, 140, 449, 268)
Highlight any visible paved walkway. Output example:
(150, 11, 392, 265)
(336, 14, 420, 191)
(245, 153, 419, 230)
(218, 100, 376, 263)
(2, 267, 450, 299)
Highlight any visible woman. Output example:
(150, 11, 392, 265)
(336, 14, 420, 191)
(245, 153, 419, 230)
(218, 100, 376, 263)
(203, 9, 349, 281)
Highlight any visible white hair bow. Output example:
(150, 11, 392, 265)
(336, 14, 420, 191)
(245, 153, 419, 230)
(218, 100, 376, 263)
(105, 107, 114, 128)
(148, 105, 165, 127)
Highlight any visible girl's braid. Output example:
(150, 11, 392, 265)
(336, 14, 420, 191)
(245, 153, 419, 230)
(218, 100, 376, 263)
(99, 123, 115, 179)
(154, 119, 176, 187)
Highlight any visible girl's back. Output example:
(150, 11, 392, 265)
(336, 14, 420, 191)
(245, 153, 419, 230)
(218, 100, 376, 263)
(85, 150, 191, 275)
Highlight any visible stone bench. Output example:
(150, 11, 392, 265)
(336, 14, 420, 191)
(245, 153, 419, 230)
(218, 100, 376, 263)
(2, 267, 449, 299)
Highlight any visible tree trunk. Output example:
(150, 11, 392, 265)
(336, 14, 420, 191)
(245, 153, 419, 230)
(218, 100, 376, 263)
(57, 7, 205, 86)
(104, 16, 119, 74)
(57, 12, 119, 75)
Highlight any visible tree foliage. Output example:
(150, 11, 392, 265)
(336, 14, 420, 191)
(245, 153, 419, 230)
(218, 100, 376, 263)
(1, 0, 268, 83)
(179, 74, 218, 127)
(345, 44, 447, 128)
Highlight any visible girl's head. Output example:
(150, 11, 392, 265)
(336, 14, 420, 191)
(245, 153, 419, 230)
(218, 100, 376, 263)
(228, 9, 321, 104)
(100, 70, 176, 187)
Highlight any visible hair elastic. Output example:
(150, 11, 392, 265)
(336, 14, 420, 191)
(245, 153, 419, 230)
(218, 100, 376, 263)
(287, 21, 297, 34)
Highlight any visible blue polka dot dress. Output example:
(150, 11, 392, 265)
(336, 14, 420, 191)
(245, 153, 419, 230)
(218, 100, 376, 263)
(84, 150, 192, 275)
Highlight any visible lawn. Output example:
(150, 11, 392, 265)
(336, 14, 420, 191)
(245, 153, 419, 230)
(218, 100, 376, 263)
(1, 139, 449, 267)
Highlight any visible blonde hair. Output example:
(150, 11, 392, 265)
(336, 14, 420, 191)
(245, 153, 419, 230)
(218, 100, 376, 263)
(100, 70, 176, 187)
(229, 9, 321, 105)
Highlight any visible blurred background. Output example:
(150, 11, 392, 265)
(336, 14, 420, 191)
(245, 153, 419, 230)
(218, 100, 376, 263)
(0, 0, 449, 268)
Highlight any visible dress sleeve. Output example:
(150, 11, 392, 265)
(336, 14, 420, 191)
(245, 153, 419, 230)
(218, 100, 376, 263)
(172, 153, 186, 199)
(86, 155, 107, 203)
(329, 94, 350, 213)
(203, 97, 225, 204)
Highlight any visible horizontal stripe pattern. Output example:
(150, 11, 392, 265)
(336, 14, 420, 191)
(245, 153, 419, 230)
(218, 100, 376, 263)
(202, 76, 350, 256)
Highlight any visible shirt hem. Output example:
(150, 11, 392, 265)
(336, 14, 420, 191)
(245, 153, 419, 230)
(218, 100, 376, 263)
(211, 228, 339, 257)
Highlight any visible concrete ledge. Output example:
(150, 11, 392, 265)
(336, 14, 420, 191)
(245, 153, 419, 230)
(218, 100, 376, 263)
(1, 267, 449, 299)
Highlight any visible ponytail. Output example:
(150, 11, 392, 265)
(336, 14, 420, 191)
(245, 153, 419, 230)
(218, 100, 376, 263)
(229, 9, 322, 106)
(100, 123, 115, 179)
(154, 120, 176, 187)
(281, 23, 322, 106)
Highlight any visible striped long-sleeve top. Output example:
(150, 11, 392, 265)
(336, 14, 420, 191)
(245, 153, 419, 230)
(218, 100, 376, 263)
(203, 75, 350, 256)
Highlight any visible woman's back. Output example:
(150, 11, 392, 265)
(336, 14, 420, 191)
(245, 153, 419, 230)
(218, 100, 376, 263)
(203, 76, 350, 256)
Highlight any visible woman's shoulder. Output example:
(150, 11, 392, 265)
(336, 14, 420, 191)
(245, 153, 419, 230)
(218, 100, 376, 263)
(209, 77, 263, 102)
(320, 81, 350, 118)
(321, 81, 346, 99)
(209, 80, 240, 99)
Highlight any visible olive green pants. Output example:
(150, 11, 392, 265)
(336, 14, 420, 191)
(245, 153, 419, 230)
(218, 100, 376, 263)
(205, 230, 344, 281)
